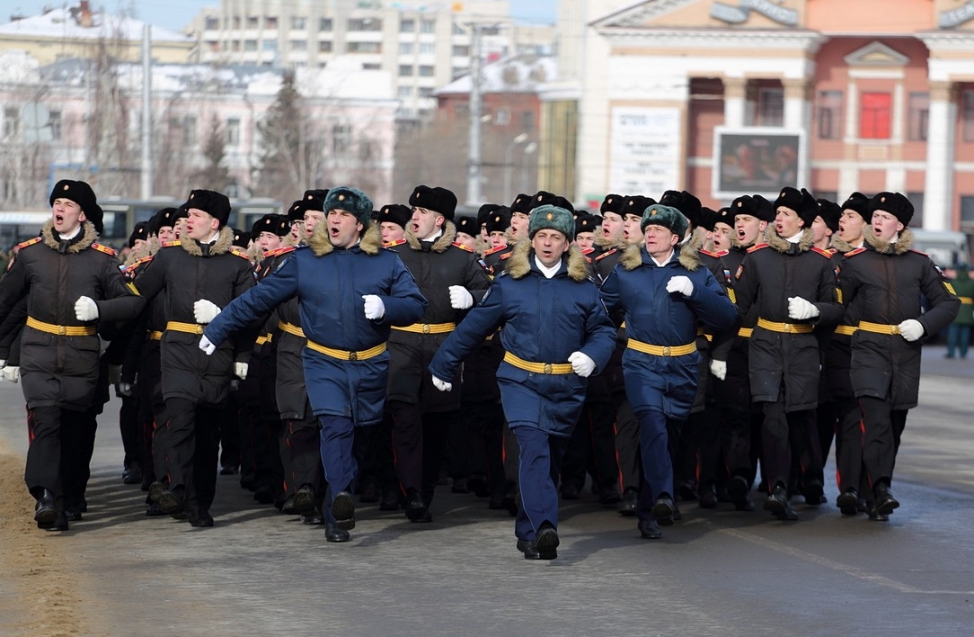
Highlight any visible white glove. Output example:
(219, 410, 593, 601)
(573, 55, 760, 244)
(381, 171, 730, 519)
(568, 351, 596, 377)
(665, 276, 694, 297)
(363, 295, 385, 320)
(234, 362, 249, 379)
(449, 285, 474, 310)
(2, 366, 20, 383)
(75, 296, 99, 321)
(432, 375, 452, 392)
(199, 335, 216, 355)
(710, 359, 727, 381)
(898, 319, 924, 342)
(193, 299, 221, 324)
(787, 296, 820, 320)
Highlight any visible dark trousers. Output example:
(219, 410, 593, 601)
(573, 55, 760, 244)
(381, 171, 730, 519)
(860, 396, 908, 489)
(687, 404, 722, 489)
(562, 399, 621, 494)
(284, 407, 324, 496)
(25, 406, 94, 504)
(760, 397, 819, 492)
(390, 401, 452, 505)
(63, 408, 99, 509)
(513, 426, 568, 541)
(613, 394, 641, 491)
(154, 397, 221, 512)
(319, 415, 357, 523)
(118, 394, 142, 470)
(720, 406, 755, 482)
(355, 411, 397, 494)
(635, 409, 676, 520)
(947, 323, 971, 358)
(463, 399, 508, 496)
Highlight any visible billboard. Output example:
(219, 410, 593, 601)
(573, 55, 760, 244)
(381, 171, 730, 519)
(609, 106, 682, 197)
(712, 127, 804, 200)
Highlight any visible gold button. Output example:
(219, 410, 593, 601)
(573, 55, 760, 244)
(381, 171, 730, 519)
(784, 324, 792, 333)
(422, 324, 431, 334)
(662, 346, 671, 356)
(58, 325, 67, 335)
(348, 351, 358, 361)
(543, 363, 552, 374)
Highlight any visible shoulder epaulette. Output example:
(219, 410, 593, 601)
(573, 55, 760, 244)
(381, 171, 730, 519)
(499, 251, 513, 261)
(811, 247, 833, 258)
(383, 238, 407, 248)
(452, 241, 474, 252)
(229, 248, 251, 260)
(16, 236, 42, 250)
(595, 248, 617, 261)
(162, 240, 182, 248)
(582, 247, 595, 256)
(123, 255, 154, 273)
(265, 246, 296, 258)
(909, 248, 929, 257)
(483, 244, 507, 257)
(699, 248, 728, 258)
(747, 243, 768, 253)
(90, 242, 117, 257)
(844, 247, 867, 258)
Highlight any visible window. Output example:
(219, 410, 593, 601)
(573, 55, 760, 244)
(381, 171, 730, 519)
(756, 88, 783, 126)
(49, 110, 62, 140)
(265, 17, 278, 29)
(319, 18, 333, 31)
(418, 88, 434, 98)
(3, 107, 19, 137)
(419, 65, 434, 77)
(232, 16, 240, 28)
(247, 16, 259, 28)
(419, 42, 435, 55)
(183, 115, 197, 146)
(205, 16, 219, 30)
(906, 192, 925, 228)
(421, 19, 435, 33)
(452, 23, 465, 35)
(398, 86, 413, 98)
(816, 90, 842, 140)
(494, 109, 510, 125)
(452, 45, 469, 57)
(290, 40, 307, 52)
(399, 42, 413, 54)
(262, 39, 277, 51)
(231, 40, 241, 51)
(244, 40, 257, 51)
(292, 16, 307, 30)
(226, 118, 240, 146)
(399, 64, 413, 77)
(400, 19, 415, 32)
(363, 63, 381, 70)
(319, 41, 333, 53)
(521, 111, 534, 131)
(452, 66, 466, 80)
(961, 196, 974, 225)
(347, 42, 381, 54)
(860, 92, 891, 139)
(348, 18, 381, 31)
(333, 124, 352, 154)
(908, 92, 929, 141)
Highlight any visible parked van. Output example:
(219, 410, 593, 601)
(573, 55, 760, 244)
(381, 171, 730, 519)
(910, 229, 970, 268)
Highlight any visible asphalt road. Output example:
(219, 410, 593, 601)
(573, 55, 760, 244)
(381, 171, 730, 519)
(1, 344, 973, 637)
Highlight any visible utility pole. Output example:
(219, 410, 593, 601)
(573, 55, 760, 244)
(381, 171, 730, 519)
(465, 23, 482, 206)
(140, 24, 153, 199)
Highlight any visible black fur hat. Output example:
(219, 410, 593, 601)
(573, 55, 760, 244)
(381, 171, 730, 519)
(409, 185, 458, 222)
(252, 213, 290, 238)
(377, 203, 412, 230)
(869, 192, 914, 227)
(184, 189, 232, 228)
(774, 187, 818, 228)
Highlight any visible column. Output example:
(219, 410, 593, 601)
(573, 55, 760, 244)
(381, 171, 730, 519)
(784, 78, 813, 189)
(924, 81, 956, 231)
(838, 80, 859, 197)
(723, 77, 747, 128)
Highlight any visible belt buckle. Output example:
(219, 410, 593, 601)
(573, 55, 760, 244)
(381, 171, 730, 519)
(422, 324, 431, 334)
(195, 325, 204, 335)
(348, 351, 358, 361)
(543, 363, 552, 374)
(662, 346, 671, 356)
(58, 325, 67, 336)
(783, 323, 792, 333)
(891, 326, 900, 335)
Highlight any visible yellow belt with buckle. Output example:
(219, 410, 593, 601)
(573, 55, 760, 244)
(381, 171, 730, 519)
(392, 322, 457, 335)
(279, 321, 306, 338)
(834, 325, 858, 336)
(858, 321, 901, 335)
(960, 296, 973, 305)
(757, 318, 814, 334)
(503, 351, 573, 374)
(26, 316, 96, 337)
(626, 338, 697, 357)
(167, 321, 206, 335)
(738, 327, 753, 338)
(306, 340, 386, 361)
(148, 330, 163, 341)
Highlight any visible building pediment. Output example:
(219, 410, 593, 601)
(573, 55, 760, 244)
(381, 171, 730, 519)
(843, 41, 910, 67)
(592, 0, 805, 30)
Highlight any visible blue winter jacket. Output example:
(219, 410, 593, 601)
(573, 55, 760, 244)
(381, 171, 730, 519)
(599, 245, 738, 420)
(428, 244, 617, 438)
(204, 226, 426, 426)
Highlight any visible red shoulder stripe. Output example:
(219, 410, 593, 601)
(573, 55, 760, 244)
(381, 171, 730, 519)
(747, 243, 769, 253)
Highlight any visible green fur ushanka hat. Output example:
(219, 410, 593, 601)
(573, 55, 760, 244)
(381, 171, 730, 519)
(324, 186, 374, 227)
(528, 205, 575, 240)
(640, 204, 688, 239)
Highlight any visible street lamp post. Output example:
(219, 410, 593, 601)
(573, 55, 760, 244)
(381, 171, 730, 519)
(503, 133, 528, 205)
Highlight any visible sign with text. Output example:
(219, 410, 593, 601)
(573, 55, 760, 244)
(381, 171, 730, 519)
(609, 107, 682, 197)
(712, 127, 804, 200)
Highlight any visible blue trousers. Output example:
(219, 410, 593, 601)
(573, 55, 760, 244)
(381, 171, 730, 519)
(513, 426, 568, 541)
(318, 415, 357, 523)
(635, 409, 674, 521)
(947, 324, 971, 358)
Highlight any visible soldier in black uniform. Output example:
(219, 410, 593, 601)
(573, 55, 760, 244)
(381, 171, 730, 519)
(132, 189, 257, 527)
(839, 192, 959, 519)
(386, 185, 492, 522)
(378, 203, 410, 246)
(483, 194, 530, 274)
(734, 187, 843, 520)
(0, 179, 144, 531)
